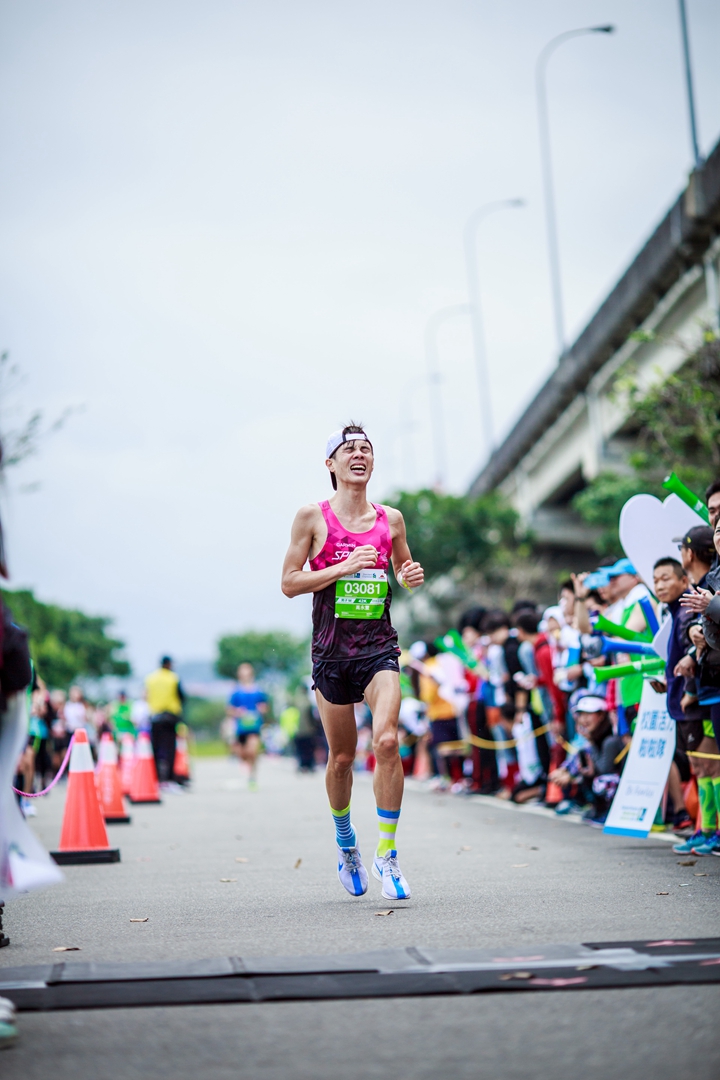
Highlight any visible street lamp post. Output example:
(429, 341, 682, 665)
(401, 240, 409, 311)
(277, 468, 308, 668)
(677, 0, 702, 169)
(424, 304, 473, 489)
(536, 25, 615, 359)
(463, 198, 525, 458)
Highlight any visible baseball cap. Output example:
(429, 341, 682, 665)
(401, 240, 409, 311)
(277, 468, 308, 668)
(326, 429, 372, 459)
(584, 568, 611, 590)
(572, 694, 608, 714)
(671, 525, 715, 560)
(607, 557, 637, 578)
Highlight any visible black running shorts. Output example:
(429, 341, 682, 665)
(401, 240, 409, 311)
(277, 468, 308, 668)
(312, 652, 400, 706)
(675, 719, 706, 753)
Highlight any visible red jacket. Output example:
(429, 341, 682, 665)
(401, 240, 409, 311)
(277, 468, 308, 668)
(534, 633, 567, 727)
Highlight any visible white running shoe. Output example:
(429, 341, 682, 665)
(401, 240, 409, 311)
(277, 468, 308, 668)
(337, 843, 368, 897)
(372, 849, 411, 900)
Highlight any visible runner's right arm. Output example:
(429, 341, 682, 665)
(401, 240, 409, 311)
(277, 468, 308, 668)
(281, 505, 379, 598)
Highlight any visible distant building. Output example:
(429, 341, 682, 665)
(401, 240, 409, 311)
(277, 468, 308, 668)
(469, 136, 720, 561)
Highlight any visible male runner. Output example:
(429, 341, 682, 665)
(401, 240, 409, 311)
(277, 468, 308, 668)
(281, 424, 424, 899)
(227, 662, 268, 790)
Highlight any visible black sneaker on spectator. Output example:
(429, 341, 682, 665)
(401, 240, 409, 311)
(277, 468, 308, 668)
(672, 810, 694, 833)
(581, 808, 607, 829)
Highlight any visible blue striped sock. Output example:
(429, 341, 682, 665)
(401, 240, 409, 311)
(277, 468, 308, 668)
(331, 804, 356, 848)
(377, 807, 400, 856)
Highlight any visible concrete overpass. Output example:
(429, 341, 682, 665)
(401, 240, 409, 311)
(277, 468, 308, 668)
(468, 135, 720, 557)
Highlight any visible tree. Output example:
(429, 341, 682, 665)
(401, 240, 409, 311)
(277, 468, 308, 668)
(573, 336, 720, 554)
(629, 336, 720, 493)
(572, 472, 661, 556)
(390, 488, 528, 584)
(216, 630, 309, 680)
(0, 351, 76, 470)
(2, 588, 131, 688)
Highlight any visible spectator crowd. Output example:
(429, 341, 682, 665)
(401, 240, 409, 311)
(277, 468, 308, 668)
(369, 477, 720, 860)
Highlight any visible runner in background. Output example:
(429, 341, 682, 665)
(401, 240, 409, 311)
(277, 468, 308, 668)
(111, 690, 135, 736)
(281, 424, 424, 901)
(131, 692, 151, 733)
(227, 662, 267, 791)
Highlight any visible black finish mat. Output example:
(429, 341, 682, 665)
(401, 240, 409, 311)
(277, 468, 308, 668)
(1, 939, 719, 1011)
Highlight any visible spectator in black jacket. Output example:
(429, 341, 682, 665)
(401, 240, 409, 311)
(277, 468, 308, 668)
(680, 519, 720, 755)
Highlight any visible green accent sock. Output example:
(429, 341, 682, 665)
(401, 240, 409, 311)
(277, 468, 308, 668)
(712, 777, 720, 828)
(377, 808, 400, 856)
(698, 777, 717, 836)
(331, 804, 356, 848)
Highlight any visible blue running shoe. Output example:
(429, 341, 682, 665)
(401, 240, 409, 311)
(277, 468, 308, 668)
(672, 830, 705, 854)
(337, 843, 368, 896)
(691, 833, 720, 856)
(372, 849, 411, 900)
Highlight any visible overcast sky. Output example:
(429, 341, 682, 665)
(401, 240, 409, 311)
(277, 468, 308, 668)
(1, 0, 719, 676)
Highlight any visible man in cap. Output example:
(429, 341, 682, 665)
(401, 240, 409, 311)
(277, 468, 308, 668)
(674, 525, 715, 588)
(281, 423, 424, 900)
(705, 480, 720, 532)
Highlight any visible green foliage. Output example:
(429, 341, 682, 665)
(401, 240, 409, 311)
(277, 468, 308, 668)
(573, 338, 720, 554)
(0, 351, 76, 468)
(390, 488, 527, 584)
(216, 630, 309, 680)
(1, 588, 130, 688)
(185, 696, 226, 733)
(571, 472, 658, 555)
(627, 338, 720, 493)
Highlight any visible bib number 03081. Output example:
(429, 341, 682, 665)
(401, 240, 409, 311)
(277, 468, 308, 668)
(334, 569, 388, 620)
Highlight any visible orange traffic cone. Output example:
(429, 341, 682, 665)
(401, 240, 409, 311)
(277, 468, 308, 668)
(119, 733, 135, 796)
(51, 730, 120, 864)
(544, 742, 565, 807)
(129, 731, 161, 804)
(173, 726, 191, 784)
(97, 733, 131, 823)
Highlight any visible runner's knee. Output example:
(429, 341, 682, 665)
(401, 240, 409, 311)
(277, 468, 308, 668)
(373, 731, 399, 760)
(329, 750, 355, 773)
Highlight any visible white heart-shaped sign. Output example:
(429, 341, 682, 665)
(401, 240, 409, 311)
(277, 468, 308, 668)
(619, 493, 706, 593)
(652, 615, 673, 662)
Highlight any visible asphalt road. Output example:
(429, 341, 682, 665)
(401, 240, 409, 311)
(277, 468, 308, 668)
(1, 754, 718, 1078)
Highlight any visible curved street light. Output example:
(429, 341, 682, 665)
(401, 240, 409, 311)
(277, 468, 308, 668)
(463, 198, 525, 458)
(536, 24, 615, 359)
(677, 0, 702, 169)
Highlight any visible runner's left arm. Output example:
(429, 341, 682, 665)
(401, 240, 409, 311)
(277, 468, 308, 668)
(385, 507, 424, 590)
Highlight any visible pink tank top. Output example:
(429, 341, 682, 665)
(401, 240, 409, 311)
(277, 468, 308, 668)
(309, 501, 398, 662)
(310, 501, 392, 572)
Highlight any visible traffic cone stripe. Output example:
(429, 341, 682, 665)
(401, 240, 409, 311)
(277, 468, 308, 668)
(70, 736, 94, 773)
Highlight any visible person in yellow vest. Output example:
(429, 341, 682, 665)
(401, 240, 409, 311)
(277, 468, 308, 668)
(145, 656, 185, 787)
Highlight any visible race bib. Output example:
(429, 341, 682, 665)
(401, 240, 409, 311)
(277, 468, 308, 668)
(335, 569, 388, 620)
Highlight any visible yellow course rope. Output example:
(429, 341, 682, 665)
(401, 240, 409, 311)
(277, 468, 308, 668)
(435, 723, 635, 767)
(613, 743, 630, 765)
(435, 723, 552, 755)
